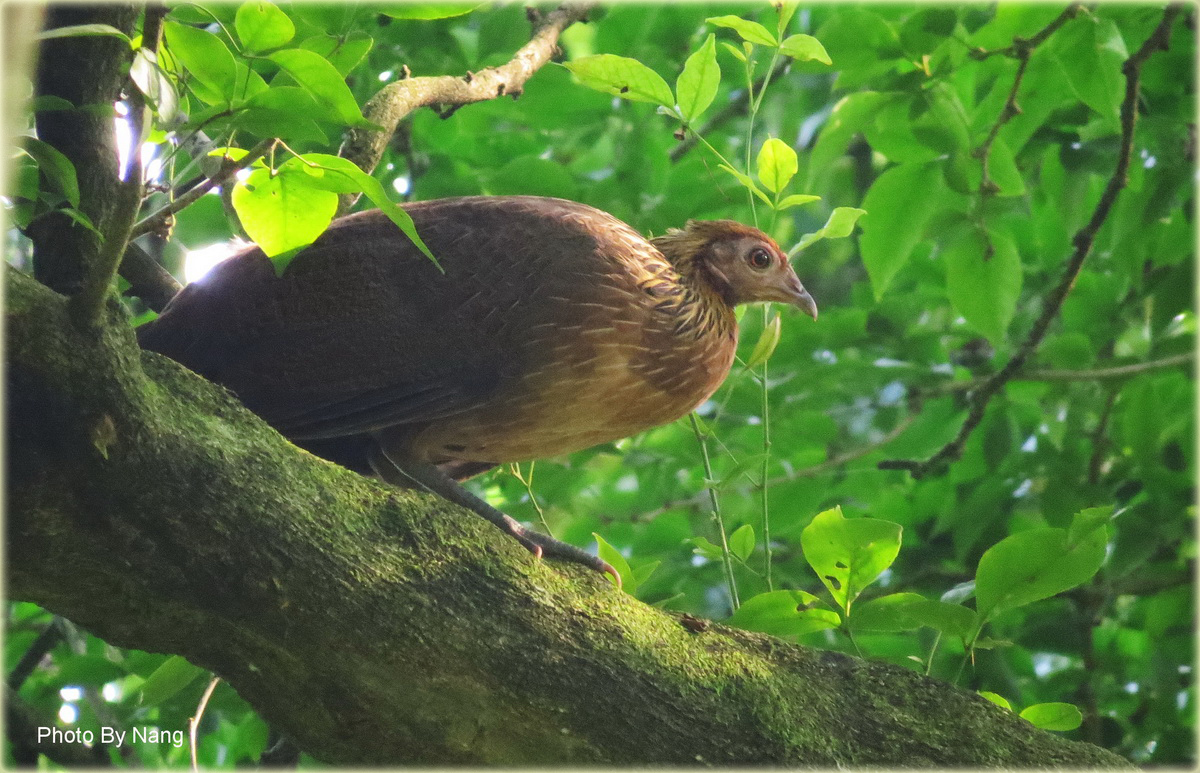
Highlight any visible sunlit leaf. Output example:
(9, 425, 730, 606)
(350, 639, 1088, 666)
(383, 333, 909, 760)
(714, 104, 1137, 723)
(706, 15, 777, 47)
(779, 33, 831, 64)
(236, 0, 295, 52)
(729, 524, 755, 562)
(1020, 703, 1083, 732)
(744, 313, 782, 369)
(564, 55, 674, 107)
(757, 137, 798, 194)
(676, 34, 720, 123)
(726, 590, 840, 637)
(138, 655, 203, 708)
(801, 506, 902, 614)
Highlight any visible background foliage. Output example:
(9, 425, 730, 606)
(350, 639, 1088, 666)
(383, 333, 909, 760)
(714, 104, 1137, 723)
(8, 1, 1194, 767)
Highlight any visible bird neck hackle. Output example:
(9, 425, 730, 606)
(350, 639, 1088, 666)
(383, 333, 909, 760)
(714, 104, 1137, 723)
(649, 222, 742, 341)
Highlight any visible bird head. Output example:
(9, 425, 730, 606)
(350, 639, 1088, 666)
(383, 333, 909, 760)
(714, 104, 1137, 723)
(651, 220, 818, 319)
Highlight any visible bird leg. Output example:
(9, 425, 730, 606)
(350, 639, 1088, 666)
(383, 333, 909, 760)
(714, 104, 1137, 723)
(368, 448, 621, 587)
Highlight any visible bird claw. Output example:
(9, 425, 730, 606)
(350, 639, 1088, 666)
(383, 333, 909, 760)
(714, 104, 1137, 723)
(501, 515, 620, 588)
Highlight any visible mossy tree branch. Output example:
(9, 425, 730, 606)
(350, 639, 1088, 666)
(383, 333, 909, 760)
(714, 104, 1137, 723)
(7, 269, 1128, 767)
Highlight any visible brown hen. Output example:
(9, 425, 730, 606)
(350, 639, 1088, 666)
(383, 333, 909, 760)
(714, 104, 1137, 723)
(138, 196, 817, 583)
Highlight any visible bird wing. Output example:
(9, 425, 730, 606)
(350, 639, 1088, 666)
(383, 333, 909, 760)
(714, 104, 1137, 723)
(141, 196, 642, 442)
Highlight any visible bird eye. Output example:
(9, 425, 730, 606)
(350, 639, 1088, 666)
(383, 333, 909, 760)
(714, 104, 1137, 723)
(746, 247, 772, 270)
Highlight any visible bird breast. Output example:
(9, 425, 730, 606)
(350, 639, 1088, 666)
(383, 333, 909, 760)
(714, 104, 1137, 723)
(401, 199, 739, 465)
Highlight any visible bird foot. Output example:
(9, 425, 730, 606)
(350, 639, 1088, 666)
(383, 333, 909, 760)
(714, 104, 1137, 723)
(501, 515, 622, 588)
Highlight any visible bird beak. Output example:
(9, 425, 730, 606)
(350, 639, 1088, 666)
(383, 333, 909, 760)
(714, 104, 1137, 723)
(781, 272, 818, 320)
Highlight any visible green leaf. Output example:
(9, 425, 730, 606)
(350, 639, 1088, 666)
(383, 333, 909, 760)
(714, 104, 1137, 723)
(779, 34, 831, 65)
(717, 164, 772, 206)
(792, 207, 865, 253)
(130, 49, 179, 122)
(269, 49, 371, 126)
(987, 137, 1025, 196)
(243, 84, 337, 123)
(1068, 505, 1113, 548)
(163, 21, 237, 97)
(706, 15, 777, 47)
(822, 206, 866, 238)
(850, 593, 978, 639)
(776, 0, 801, 37)
(726, 590, 840, 637)
(55, 655, 128, 686)
(690, 536, 724, 561)
(1020, 703, 1083, 732)
(299, 33, 374, 77)
(974, 524, 1108, 624)
(720, 41, 747, 63)
(236, 0, 295, 52)
(777, 193, 821, 210)
(757, 137, 798, 194)
(231, 164, 339, 269)
(593, 532, 632, 590)
(564, 55, 674, 107)
(847, 592, 927, 632)
(378, 3, 483, 20)
(978, 691, 1012, 711)
(297, 154, 437, 267)
(138, 655, 204, 708)
(631, 560, 661, 590)
(1050, 16, 1126, 123)
(859, 161, 942, 298)
(19, 136, 80, 206)
(944, 227, 1022, 346)
(36, 23, 131, 43)
(676, 34, 720, 123)
(800, 506, 902, 615)
(729, 524, 755, 562)
(744, 312, 782, 369)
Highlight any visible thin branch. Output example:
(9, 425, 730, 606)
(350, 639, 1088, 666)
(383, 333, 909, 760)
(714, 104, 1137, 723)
(967, 3, 1083, 59)
(1086, 389, 1119, 486)
(129, 137, 277, 240)
(881, 5, 1184, 479)
(190, 676, 221, 771)
(972, 4, 1082, 241)
(917, 352, 1195, 397)
(7, 618, 63, 690)
(119, 242, 182, 312)
(338, 2, 593, 213)
(767, 412, 919, 486)
(633, 413, 918, 523)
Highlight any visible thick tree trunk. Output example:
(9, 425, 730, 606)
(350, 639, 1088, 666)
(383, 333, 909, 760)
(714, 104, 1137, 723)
(6, 269, 1129, 767)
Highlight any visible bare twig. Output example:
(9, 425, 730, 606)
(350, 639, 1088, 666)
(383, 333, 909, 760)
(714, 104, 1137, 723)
(881, 5, 1184, 478)
(119, 242, 182, 312)
(1086, 389, 1119, 485)
(633, 412, 918, 523)
(338, 2, 593, 213)
(7, 618, 64, 690)
(129, 137, 277, 240)
(189, 675, 221, 771)
(973, 5, 1082, 240)
(767, 412, 919, 486)
(967, 4, 1083, 60)
(917, 352, 1195, 397)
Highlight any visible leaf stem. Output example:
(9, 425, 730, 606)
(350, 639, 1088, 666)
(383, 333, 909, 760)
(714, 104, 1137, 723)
(690, 412, 740, 610)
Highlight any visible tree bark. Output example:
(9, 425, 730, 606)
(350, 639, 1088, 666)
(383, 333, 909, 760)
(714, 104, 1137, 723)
(6, 269, 1129, 768)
